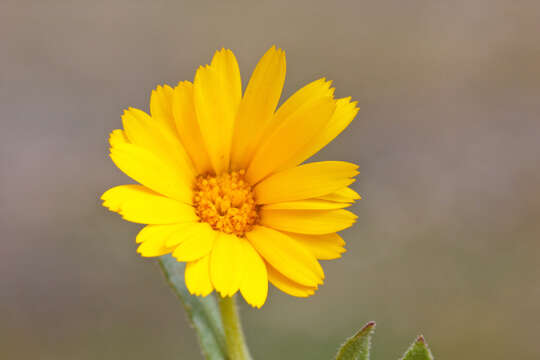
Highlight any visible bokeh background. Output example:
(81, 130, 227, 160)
(2, 1, 539, 359)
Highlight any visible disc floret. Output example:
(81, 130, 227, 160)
(193, 170, 259, 236)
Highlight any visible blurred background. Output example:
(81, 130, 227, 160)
(1, 0, 539, 359)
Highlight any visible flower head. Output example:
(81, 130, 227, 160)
(102, 46, 360, 307)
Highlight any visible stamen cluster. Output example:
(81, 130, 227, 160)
(193, 170, 259, 236)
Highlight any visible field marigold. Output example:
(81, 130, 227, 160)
(102, 46, 360, 307)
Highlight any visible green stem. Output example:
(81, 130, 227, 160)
(217, 295, 252, 360)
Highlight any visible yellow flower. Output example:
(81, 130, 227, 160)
(102, 46, 360, 308)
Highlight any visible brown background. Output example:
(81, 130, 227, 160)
(1, 0, 539, 359)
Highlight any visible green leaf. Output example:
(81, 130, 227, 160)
(158, 255, 227, 360)
(400, 335, 434, 360)
(335, 321, 376, 360)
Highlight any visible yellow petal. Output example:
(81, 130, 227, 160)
(273, 78, 334, 128)
(254, 161, 358, 204)
(136, 223, 194, 244)
(194, 49, 242, 174)
(185, 255, 214, 297)
(246, 96, 337, 184)
(165, 222, 199, 247)
(172, 81, 213, 174)
(109, 129, 129, 147)
(136, 232, 175, 257)
(239, 241, 268, 308)
(250, 78, 333, 157)
(245, 226, 323, 287)
(231, 46, 286, 170)
(260, 208, 357, 235)
(136, 225, 193, 259)
(121, 108, 195, 181)
(266, 263, 317, 297)
(317, 186, 362, 202)
(101, 185, 198, 224)
(149, 84, 178, 136)
(109, 138, 193, 203)
(210, 232, 244, 297)
(172, 223, 218, 262)
(280, 97, 359, 168)
(284, 232, 346, 260)
(262, 199, 350, 210)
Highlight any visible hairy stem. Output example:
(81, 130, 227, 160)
(217, 295, 252, 360)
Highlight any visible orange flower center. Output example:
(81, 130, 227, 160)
(193, 170, 259, 237)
